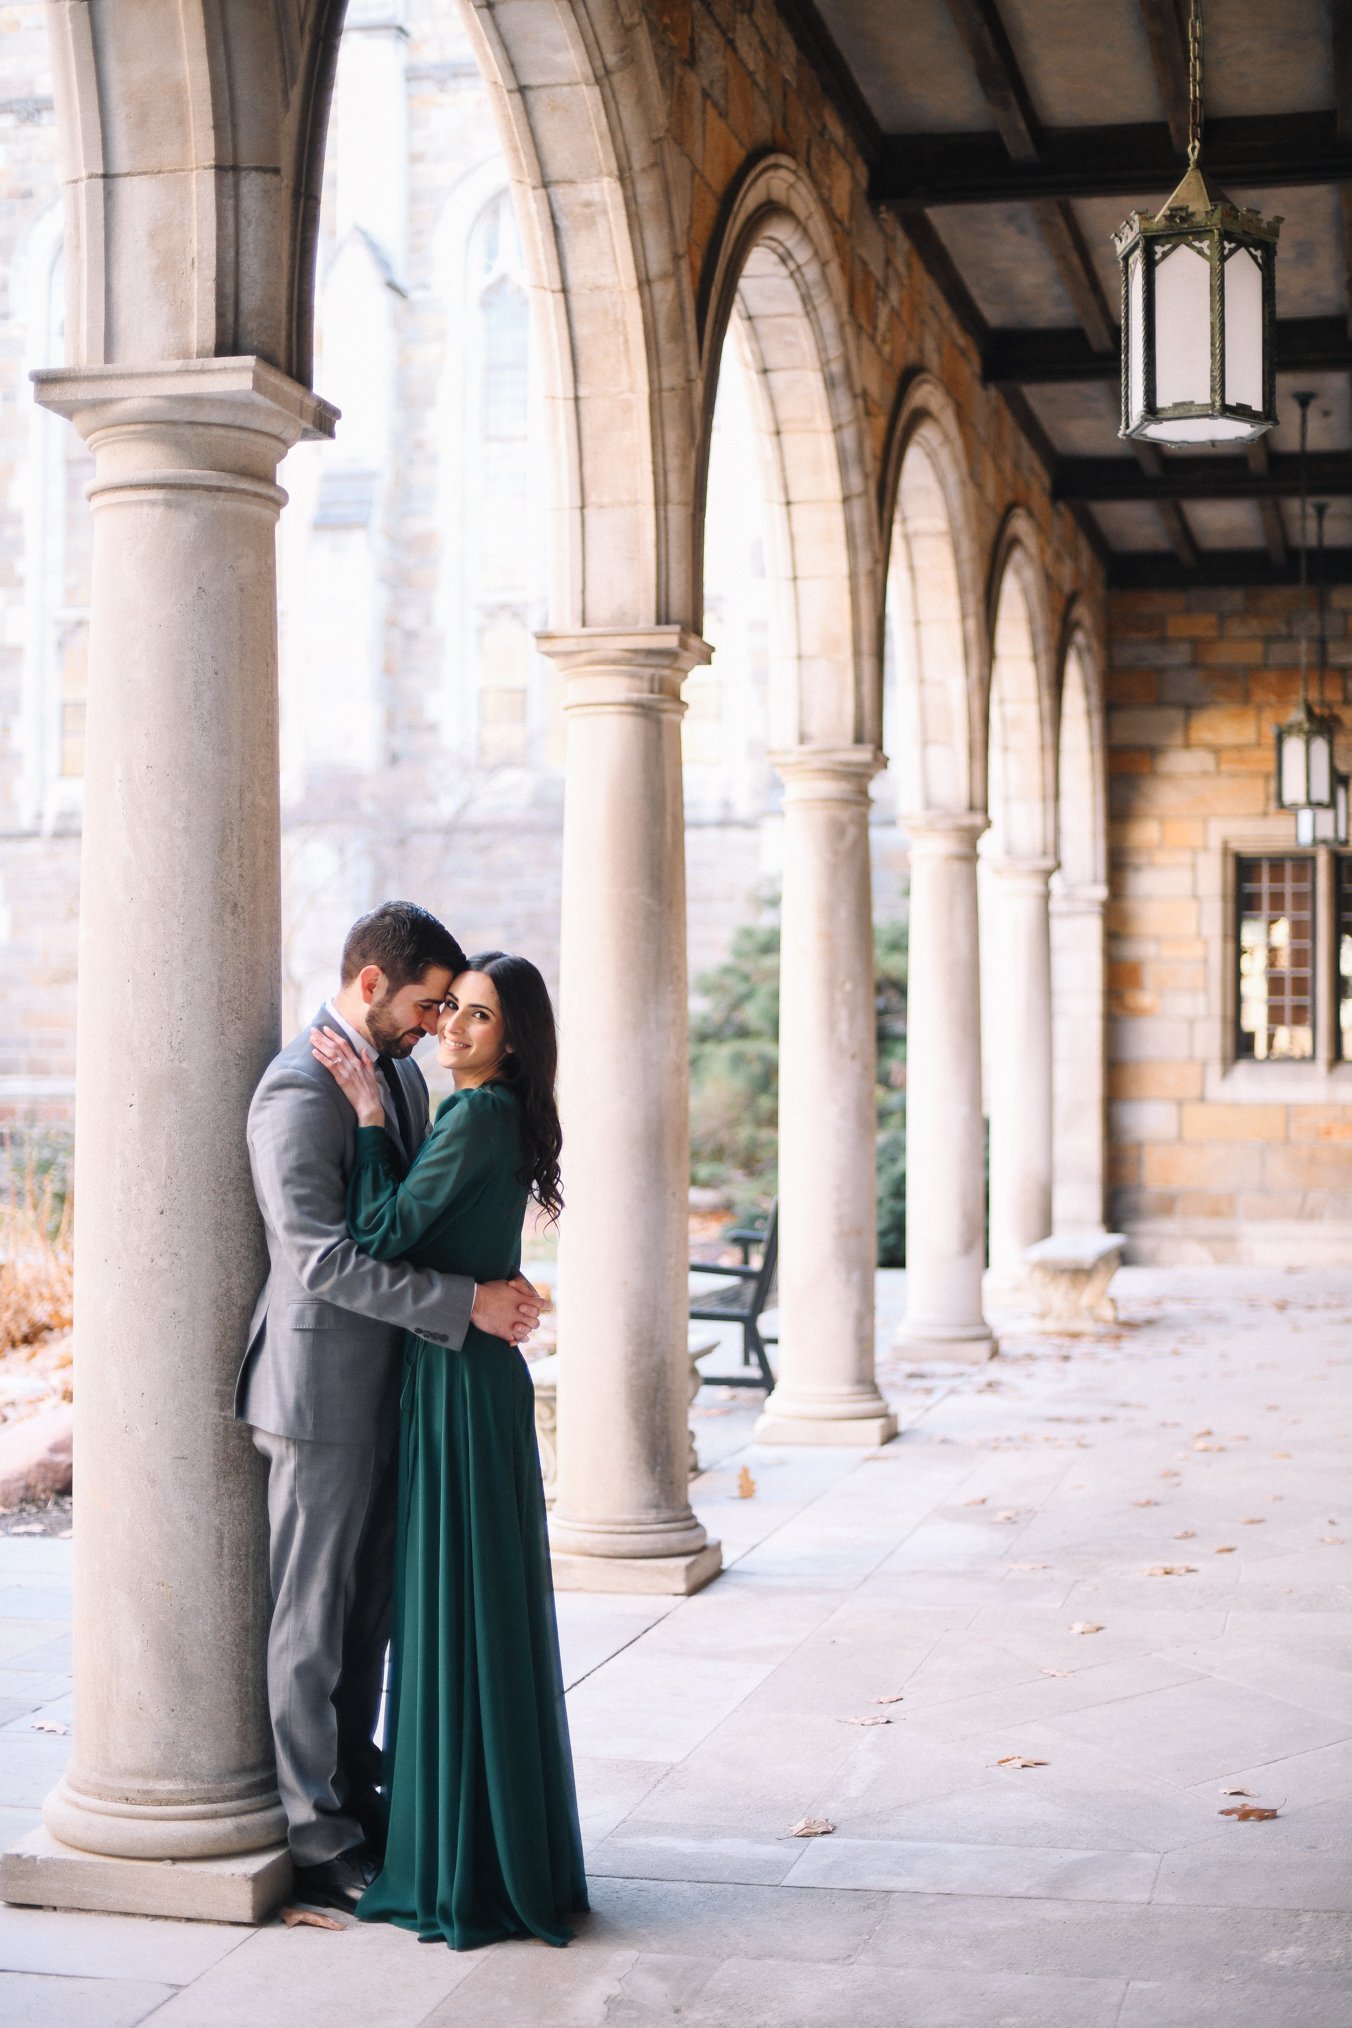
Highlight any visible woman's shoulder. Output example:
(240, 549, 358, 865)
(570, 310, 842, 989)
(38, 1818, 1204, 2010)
(433, 1081, 520, 1131)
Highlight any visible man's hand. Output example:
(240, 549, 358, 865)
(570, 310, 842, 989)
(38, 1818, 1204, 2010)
(471, 1273, 543, 1346)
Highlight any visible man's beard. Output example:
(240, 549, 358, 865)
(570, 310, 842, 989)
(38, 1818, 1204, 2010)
(366, 994, 420, 1058)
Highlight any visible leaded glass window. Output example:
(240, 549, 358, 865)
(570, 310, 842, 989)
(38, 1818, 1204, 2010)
(1236, 855, 1315, 1061)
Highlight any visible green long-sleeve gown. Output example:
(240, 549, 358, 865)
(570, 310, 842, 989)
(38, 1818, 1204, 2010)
(345, 1080, 587, 1950)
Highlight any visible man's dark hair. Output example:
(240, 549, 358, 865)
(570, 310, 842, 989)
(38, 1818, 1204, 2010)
(340, 902, 466, 991)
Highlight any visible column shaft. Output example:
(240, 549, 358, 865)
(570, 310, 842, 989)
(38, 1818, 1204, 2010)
(985, 855, 1055, 1277)
(896, 815, 996, 1361)
(1051, 883, 1109, 1233)
(2, 360, 333, 1923)
(540, 628, 720, 1595)
(756, 749, 896, 1446)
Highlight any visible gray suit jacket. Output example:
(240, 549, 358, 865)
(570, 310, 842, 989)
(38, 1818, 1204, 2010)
(234, 1009, 475, 1446)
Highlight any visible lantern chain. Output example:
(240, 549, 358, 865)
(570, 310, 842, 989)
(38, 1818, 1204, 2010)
(1187, 0, 1203, 168)
(1296, 392, 1313, 712)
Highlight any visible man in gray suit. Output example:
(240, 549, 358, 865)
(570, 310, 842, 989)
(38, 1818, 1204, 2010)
(237, 900, 540, 1911)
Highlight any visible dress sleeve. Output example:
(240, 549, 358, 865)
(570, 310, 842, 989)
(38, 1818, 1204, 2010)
(346, 1097, 494, 1262)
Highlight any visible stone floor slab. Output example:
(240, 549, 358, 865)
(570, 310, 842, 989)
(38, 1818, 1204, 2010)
(0, 1902, 246, 1981)
(1119, 1977, 1352, 2027)
(0, 1971, 173, 2027)
(642, 1957, 1126, 2028)
(145, 1915, 482, 2027)
(784, 1831, 1158, 1901)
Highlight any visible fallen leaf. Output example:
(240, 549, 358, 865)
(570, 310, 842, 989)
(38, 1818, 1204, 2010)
(736, 1466, 757, 1500)
(1070, 1621, 1104, 1634)
(995, 1509, 1022, 1522)
(1240, 1517, 1264, 1526)
(871, 1695, 904, 1705)
(1145, 1565, 1197, 1576)
(787, 1817, 834, 1838)
(1319, 1535, 1345, 1546)
(1214, 1546, 1237, 1555)
(1273, 1451, 1293, 1459)
(1219, 1805, 1279, 1822)
(1174, 1529, 1197, 1540)
(1194, 1440, 1226, 1452)
(1219, 1787, 1254, 1797)
(838, 1714, 891, 1727)
(31, 1720, 68, 1735)
(994, 1755, 1048, 1769)
(1132, 1498, 1160, 1508)
(1040, 1668, 1075, 1678)
(963, 1496, 988, 1507)
(280, 1906, 345, 1931)
(1009, 1560, 1049, 1570)
(1194, 1428, 1214, 1438)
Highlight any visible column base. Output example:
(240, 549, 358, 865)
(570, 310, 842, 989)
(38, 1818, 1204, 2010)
(754, 1408, 898, 1446)
(892, 1323, 999, 1365)
(0, 1825, 290, 1925)
(549, 1539, 723, 1595)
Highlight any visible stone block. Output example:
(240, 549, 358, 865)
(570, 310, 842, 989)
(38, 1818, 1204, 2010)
(1106, 897, 1198, 939)
(1187, 704, 1259, 745)
(1263, 1143, 1352, 1191)
(0, 1827, 289, 1924)
(549, 1541, 722, 1596)
(0, 1408, 72, 1512)
(1108, 707, 1186, 746)
(1287, 1106, 1352, 1142)
(1141, 1142, 1264, 1189)
(1109, 1100, 1178, 1142)
(1180, 1102, 1287, 1143)
(1108, 1061, 1203, 1100)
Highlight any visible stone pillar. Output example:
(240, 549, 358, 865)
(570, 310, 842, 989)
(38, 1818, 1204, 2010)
(895, 814, 997, 1361)
(756, 748, 897, 1446)
(1, 360, 334, 1925)
(985, 854, 1056, 1279)
(538, 627, 721, 1595)
(1051, 881, 1109, 1233)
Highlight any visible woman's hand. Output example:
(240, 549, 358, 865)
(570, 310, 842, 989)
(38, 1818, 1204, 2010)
(310, 1027, 386, 1129)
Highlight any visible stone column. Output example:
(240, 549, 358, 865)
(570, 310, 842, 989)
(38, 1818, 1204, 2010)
(756, 748, 897, 1446)
(895, 814, 997, 1361)
(1, 360, 334, 1925)
(537, 627, 721, 1595)
(1051, 881, 1109, 1233)
(985, 854, 1056, 1279)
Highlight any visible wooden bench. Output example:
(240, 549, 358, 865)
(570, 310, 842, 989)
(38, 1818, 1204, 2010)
(688, 1203, 778, 1390)
(1023, 1231, 1127, 1332)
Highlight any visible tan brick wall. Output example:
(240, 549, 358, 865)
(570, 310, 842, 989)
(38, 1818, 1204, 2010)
(1106, 585, 1352, 1262)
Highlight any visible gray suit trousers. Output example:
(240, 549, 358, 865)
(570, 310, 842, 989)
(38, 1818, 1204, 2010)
(254, 1428, 397, 1867)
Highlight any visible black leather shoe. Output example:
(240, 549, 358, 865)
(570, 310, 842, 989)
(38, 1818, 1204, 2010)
(291, 1848, 377, 1912)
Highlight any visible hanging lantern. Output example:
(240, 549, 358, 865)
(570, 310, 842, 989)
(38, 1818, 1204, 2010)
(1277, 403, 1340, 815)
(1295, 776, 1349, 847)
(1276, 700, 1337, 811)
(1114, 0, 1280, 448)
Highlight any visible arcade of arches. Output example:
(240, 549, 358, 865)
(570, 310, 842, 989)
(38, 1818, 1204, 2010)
(0, 0, 1348, 1924)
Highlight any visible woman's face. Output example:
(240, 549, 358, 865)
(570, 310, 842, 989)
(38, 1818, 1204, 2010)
(437, 970, 509, 1085)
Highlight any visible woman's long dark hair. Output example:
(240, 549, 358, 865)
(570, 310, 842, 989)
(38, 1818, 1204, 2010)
(464, 951, 563, 1225)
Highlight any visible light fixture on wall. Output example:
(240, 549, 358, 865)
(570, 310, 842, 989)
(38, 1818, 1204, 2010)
(1114, 0, 1280, 448)
(1281, 391, 1345, 835)
(1294, 499, 1349, 845)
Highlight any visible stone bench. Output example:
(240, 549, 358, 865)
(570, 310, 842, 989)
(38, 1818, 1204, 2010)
(530, 1334, 719, 1503)
(1023, 1232, 1127, 1333)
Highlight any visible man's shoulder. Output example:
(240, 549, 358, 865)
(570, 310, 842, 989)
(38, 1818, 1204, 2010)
(251, 1019, 342, 1110)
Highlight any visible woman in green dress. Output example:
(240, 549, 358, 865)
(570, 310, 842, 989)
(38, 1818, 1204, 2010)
(310, 952, 587, 1950)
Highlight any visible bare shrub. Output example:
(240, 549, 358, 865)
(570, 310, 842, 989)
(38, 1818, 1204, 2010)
(0, 1135, 73, 1354)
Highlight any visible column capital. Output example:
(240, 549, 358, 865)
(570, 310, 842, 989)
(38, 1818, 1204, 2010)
(32, 356, 338, 449)
(770, 744, 884, 803)
(536, 625, 711, 718)
(904, 808, 990, 858)
(1051, 880, 1109, 916)
(985, 853, 1058, 894)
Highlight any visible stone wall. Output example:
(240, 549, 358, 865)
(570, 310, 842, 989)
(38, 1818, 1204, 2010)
(1106, 585, 1352, 1263)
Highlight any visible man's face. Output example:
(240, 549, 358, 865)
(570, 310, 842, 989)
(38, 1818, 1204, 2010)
(365, 968, 455, 1058)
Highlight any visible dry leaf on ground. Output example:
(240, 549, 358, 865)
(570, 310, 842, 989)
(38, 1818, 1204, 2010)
(1241, 1517, 1264, 1525)
(1214, 1546, 1236, 1555)
(280, 1906, 345, 1931)
(1132, 1498, 1159, 1507)
(1041, 1668, 1075, 1678)
(1220, 1805, 1279, 1822)
(838, 1714, 891, 1727)
(871, 1695, 904, 1705)
(1009, 1561, 1049, 1570)
(963, 1496, 987, 1506)
(31, 1720, 67, 1735)
(1219, 1787, 1254, 1797)
(1070, 1621, 1104, 1634)
(735, 1465, 756, 1500)
(1174, 1529, 1197, 1540)
(1319, 1535, 1345, 1545)
(994, 1755, 1048, 1769)
(787, 1817, 834, 1838)
(1145, 1564, 1197, 1576)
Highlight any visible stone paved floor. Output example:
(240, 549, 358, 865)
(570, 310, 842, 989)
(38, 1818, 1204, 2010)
(1, 1267, 1349, 2026)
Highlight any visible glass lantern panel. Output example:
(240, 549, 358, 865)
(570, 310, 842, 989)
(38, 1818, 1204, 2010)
(1127, 246, 1144, 428)
(1153, 238, 1212, 409)
(1279, 729, 1309, 806)
(1309, 729, 1334, 806)
(1223, 246, 1264, 412)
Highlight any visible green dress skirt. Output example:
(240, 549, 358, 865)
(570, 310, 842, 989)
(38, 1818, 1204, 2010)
(344, 1082, 587, 1950)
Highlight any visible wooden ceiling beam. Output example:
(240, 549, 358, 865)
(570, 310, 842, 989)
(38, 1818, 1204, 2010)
(873, 111, 1349, 206)
(983, 316, 1352, 385)
(1136, 0, 1190, 158)
(1110, 547, 1352, 590)
(1246, 439, 1292, 570)
(1056, 451, 1352, 502)
(940, 0, 1040, 161)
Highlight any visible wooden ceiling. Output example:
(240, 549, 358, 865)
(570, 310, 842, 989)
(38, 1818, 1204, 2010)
(789, 0, 1352, 588)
